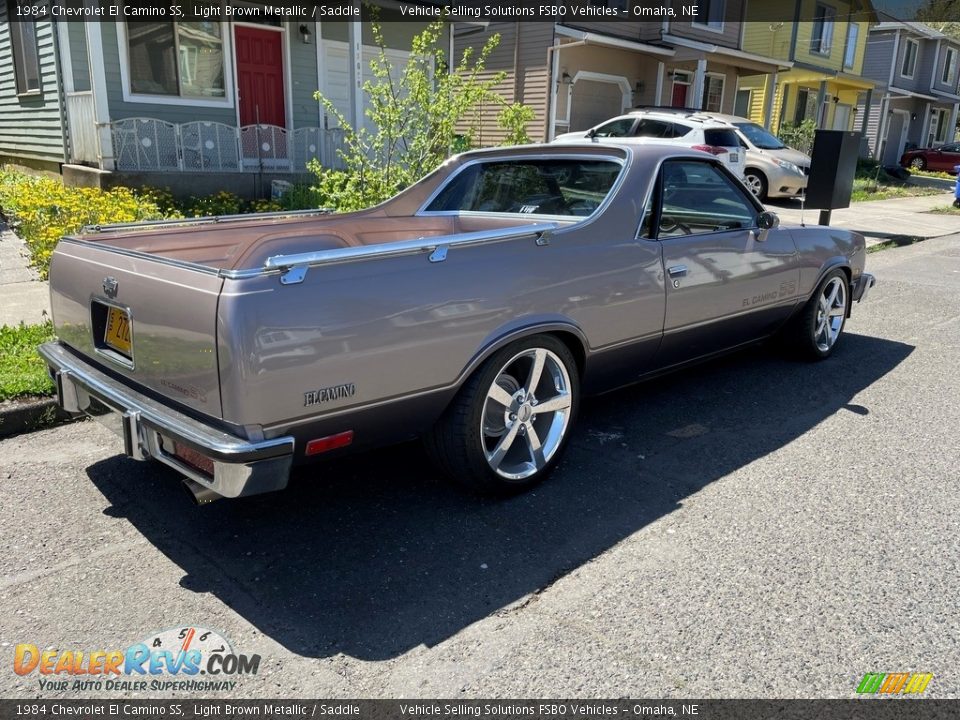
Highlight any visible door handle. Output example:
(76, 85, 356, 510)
(667, 265, 688, 278)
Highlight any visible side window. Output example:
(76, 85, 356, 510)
(657, 161, 757, 238)
(634, 119, 675, 138)
(594, 118, 635, 137)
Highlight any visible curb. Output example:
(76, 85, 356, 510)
(0, 396, 76, 439)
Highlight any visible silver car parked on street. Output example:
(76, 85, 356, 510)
(40, 144, 874, 503)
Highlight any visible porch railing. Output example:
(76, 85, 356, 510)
(110, 118, 346, 173)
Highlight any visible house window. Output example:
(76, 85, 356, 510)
(693, 0, 725, 30)
(793, 87, 818, 125)
(7, 0, 41, 94)
(901, 38, 919, 79)
(811, 3, 836, 56)
(928, 108, 950, 145)
(843, 23, 859, 69)
(126, 20, 226, 98)
(942, 47, 957, 86)
(702, 74, 724, 112)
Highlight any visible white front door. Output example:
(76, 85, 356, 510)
(832, 104, 851, 130)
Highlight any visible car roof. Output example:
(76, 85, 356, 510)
(630, 107, 753, 125)
(623, 109, 738, 128)
(460, 142, 720, 165)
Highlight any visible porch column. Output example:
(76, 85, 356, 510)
(815, 81, 827, 128)
(920, 101, 932, 146)
(949, 102, 959, 143)
(763, 72, 777, 130)
(655, 61, 664, 106)
(349, 21, 363, 130)
(84, 20, 113, 170)
(691, 57, 707, 110)
(860, 89, 872, 134)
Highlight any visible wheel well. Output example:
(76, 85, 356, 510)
(546, 330, 586, 377)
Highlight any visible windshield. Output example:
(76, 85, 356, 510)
(734, 122, 786, 150)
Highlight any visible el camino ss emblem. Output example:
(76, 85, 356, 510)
(304, 383, 356, 407)
(102, 276, 119, 298)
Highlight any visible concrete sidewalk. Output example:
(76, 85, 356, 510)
(0, 223, 49, 327)
(0, 192, 956, 327)
(768, 191, 958, 244)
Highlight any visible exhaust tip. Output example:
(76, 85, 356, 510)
(182, 478, 222, 505)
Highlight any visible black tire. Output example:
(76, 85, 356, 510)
(744, 170, 768, 200)
(787, 269, 849, 361)
(909, 156, 927, 171)
(424, 335, 580, 495)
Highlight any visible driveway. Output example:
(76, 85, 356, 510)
(1, 235, 958, 698)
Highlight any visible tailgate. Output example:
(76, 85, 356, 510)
(49, 239, 224, 418)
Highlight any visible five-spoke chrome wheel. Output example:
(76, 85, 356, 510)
(481, 347, 573, 480)
(814, 276, 847, 352)
(425, 335, 580, 494)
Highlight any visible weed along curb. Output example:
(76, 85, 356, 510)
(0, 397, 76, 439)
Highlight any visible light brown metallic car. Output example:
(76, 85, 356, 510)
(40, 144, 875, 502)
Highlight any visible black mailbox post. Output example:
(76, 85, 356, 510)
(805, 130, 861, 225)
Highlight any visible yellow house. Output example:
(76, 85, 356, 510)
(739, 0, 877, 135)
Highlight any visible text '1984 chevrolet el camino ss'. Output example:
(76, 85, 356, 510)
(40, 144, 875, 503)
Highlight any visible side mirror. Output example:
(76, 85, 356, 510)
(757, 210, 780, 230)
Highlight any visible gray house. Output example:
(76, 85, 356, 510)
(0, 4, 444, 194)
(859, 16, 960, 166)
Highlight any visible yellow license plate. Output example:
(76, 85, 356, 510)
(104, 306, 132, 356)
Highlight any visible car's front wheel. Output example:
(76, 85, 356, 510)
(789, 269, 849, 360)
(425, 335, 579, 494)
(744, 170, 768, 200)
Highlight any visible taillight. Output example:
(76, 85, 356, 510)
(172, 442, 215, 477)
(691, 144, 728, 156)
(305, 430, 354, 456)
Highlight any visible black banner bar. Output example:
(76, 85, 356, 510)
(0, 700, 959, 720)
(3, 0, 954, 24)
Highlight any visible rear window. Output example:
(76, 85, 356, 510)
(424, 159, 622, 217)
(704, 129, 740, 147)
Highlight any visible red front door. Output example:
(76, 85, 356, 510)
(234, 26, 285, 127)
(671, 83, 688, 108)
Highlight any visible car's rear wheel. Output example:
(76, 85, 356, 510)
(789, 269, 849, 360)
(744, 170, 768, 200)
(425, 335, 579, 494)
(909, 156, 927, 170)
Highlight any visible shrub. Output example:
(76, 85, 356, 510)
(310, 18, 534, 212)
(184, 190, 245, 217)
(778, 120, 817, 155)
(0, 171, 165, 279)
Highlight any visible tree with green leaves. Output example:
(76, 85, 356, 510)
(309, 19, 534, 212)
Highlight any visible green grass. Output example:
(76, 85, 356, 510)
(850, 158, 950, 202)
(0, 322, 55, 401)
(909, 168, 955, 179)
(927, 204, 960, 215)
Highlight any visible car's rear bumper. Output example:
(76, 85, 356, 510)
(39, 341, 294, 499)
(852, 273, 876, 304)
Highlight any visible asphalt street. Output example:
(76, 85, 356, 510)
(1, 234, 958, 699)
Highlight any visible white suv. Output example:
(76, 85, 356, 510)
(553, 110, 746, 177)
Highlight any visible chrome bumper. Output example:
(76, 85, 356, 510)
(852, 273, 876, 304)
(39, 341, 294, 499)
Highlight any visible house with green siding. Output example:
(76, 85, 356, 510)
(0, 4, 447, 195)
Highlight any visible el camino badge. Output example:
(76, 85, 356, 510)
(304, 383, 356, 407)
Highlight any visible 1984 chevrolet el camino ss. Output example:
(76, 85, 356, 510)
(40, 144, 875, 502)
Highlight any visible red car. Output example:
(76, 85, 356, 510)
(900, 142, 960, 173)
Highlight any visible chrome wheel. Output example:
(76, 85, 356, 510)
(909, 157, 926, 170)
(480, 347, 573, 480)
(814, 276, 847, 352)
